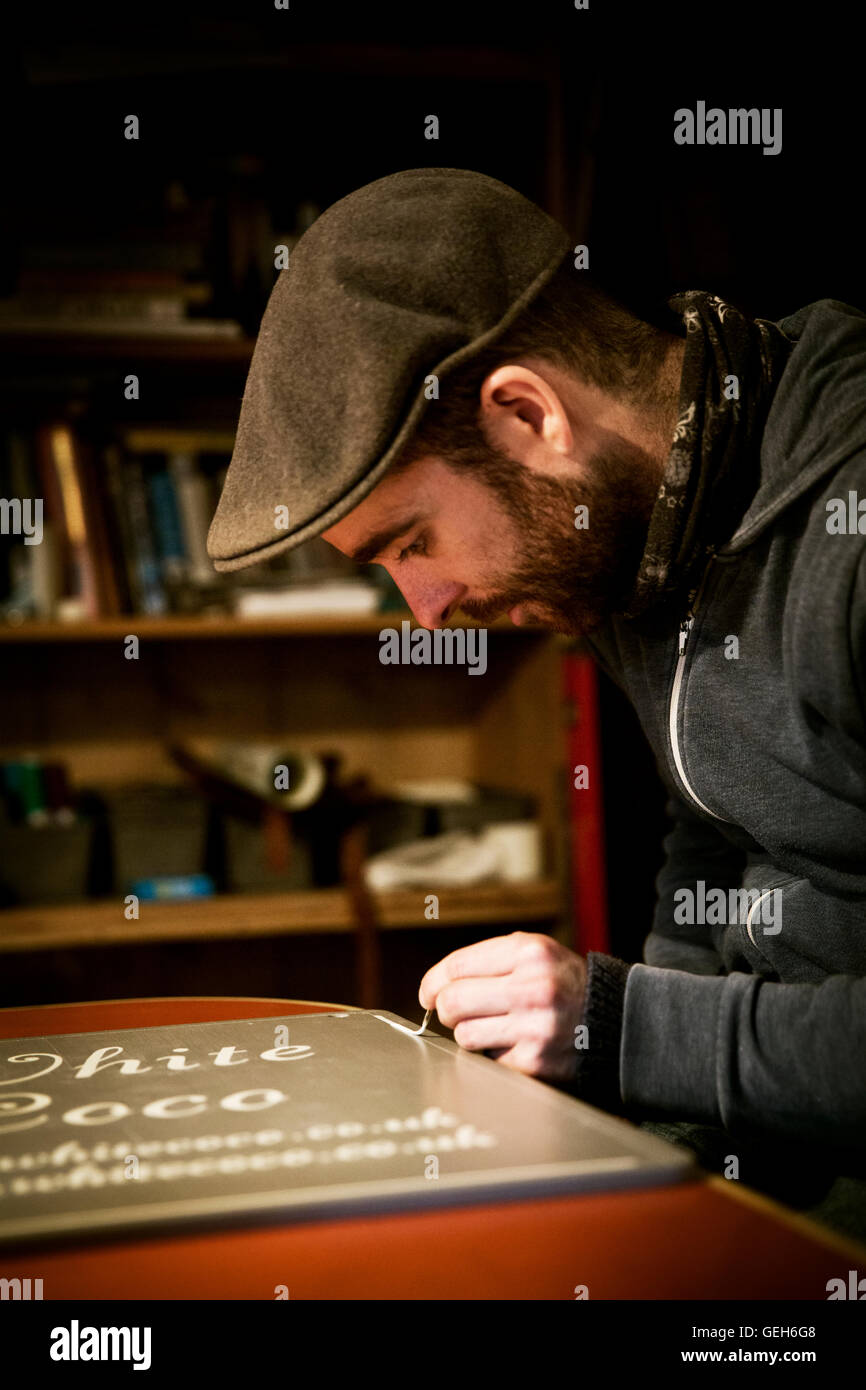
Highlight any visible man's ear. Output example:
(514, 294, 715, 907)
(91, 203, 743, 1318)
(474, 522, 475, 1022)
(479, 363, 574, 461)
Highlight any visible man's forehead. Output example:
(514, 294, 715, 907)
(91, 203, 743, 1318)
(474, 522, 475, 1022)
(320, 473, 396, 548)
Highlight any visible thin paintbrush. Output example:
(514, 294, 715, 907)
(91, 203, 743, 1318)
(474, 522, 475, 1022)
(372, 1007, 434, 1037)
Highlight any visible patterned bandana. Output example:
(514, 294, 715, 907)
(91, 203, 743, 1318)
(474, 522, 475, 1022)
(623, 290, 794, 621)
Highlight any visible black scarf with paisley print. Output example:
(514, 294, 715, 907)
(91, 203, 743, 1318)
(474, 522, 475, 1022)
(623, 289, 794, 622)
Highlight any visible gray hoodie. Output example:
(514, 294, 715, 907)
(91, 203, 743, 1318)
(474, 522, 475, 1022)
(582, 300, 866, 1205)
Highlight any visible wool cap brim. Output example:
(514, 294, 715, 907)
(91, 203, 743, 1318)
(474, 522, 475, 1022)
(207, 167, 571, 572)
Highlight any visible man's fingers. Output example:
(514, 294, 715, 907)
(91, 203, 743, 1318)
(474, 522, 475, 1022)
(452, 1012, 518, 1052)
(432, 976, 517, 1027)
(419, 931, 529, 1009)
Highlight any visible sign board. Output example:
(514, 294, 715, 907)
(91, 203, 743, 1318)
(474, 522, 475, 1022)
(0, 1010, 695, 1245)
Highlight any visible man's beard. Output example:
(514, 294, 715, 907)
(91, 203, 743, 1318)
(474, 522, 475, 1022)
(456, 433, 662, 637)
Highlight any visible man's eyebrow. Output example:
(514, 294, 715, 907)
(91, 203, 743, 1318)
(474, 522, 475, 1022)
(348, 513, 426, 564)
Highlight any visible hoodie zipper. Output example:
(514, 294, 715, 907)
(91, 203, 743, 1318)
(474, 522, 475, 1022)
(668, 552, 732, 823)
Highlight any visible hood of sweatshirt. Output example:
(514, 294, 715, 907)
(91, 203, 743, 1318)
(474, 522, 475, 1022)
(725, 298, 866, 550)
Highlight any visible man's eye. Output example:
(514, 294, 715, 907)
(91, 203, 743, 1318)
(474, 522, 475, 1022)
(396, 535, 427, 562)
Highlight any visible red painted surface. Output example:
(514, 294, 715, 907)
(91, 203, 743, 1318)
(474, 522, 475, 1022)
(564, 650, 610, 955)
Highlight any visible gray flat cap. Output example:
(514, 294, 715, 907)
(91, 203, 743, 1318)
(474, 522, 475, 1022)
(207, 167, 571, 572)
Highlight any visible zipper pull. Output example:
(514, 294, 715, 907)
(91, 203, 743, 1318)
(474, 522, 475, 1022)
(678, 548, 715, 655)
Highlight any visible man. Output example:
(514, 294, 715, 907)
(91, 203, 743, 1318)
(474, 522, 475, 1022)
(208, 168, 866, 1239)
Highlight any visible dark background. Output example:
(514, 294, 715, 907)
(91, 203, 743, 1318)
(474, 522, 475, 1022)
(1, 0, 861, 970)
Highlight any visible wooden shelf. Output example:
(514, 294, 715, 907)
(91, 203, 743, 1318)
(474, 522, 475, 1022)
(0, 880, 562, 953)
(0, 611, 528, 641)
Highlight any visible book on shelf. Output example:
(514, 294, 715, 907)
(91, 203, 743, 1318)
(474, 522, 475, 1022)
(121, 454, 169, 616)
(34, 422, 120, 619)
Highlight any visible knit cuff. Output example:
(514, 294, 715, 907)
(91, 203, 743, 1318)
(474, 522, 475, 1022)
(569, 952, 632, 1113)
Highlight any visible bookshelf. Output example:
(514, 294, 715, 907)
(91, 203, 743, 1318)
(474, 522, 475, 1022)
(0, 31, 601, 1007)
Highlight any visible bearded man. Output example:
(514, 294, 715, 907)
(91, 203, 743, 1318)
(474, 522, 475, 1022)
(208, 168, 866, 1241)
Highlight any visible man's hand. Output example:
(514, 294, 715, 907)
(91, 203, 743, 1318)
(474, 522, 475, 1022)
(419, 931, 587, 1084)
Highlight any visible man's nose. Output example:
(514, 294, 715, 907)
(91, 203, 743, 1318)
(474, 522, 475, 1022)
(395, 578, 467, 629)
